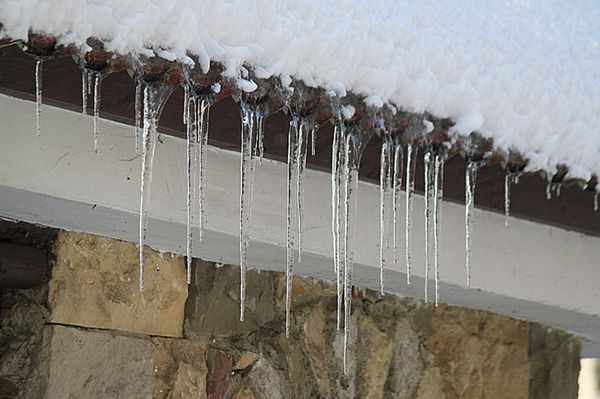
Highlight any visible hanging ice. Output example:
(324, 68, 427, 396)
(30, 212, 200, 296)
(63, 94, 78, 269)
(185, 95, 196, 285)
(330, 109, 373, 374)
(135, 79, 143, 155)
(238, 99, 265, 322)
(340, 128, 371, 374)
(182, 84, 212, 286)
(285, 113, 313, 337)
(594, 192, 599, 212)
(196, 96, 210, 243)
(504, 172, 519, 228)
(137, 78, 176, 292)
(93, 72, 101, 153)
(464, 161, 480, 288)
(433, 154, 444, 306)
(423, 150, 434, 303)
(405, 143, 418, 284)
(331, 122, 343, 330)
(35, 59, 43, 136)
(392, 140, 403, 268)
(81, 69, 88, 114)
(379, 136, 393, 295)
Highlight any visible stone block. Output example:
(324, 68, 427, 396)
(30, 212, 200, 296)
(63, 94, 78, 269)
(49, 231, 187, 337)
(45, 325, 156, 399)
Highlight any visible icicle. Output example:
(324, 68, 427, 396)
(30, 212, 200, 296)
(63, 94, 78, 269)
(310, 126, 317, 156)
(81, 69, 88, 114)
(183, 85, 189, 125)
(331, 122, 343, 331)
(546, 180, 552, 200)
(196, 97, 210, 243)
(505, 173, 512, 228)
(255, 114, 265, 165)
(379, 136, 393, 295)
(93, 72, 101, 153)
(285, 116, 298, 338)
(185, 96, 196, 285)
(340, 129, 369, 375)
(405, 143, 418, 284)
(594, 192, 599, 212)
(392, 142, 403, 267)
(423, 151, 434, 303)
(465, 161, 480, 288)
(238, 100, 264, 322)
(35, 59, 43, 136)
(433, 154, 444, 306)
(137, 81, 175, 292)
(138, 86, 158, 292)
(135, 80, 143, 155)
(285, 114, 312, 337)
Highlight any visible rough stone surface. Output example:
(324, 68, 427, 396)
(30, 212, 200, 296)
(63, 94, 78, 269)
(49, 231, 187, 337)
(529, 324, 581, 399)
(152, 338, 208, 399)
(0, 230, 583, 398)
(0, 286, 50, 399)
(422, 305, 530, 399)
(45, 325, 156, 399)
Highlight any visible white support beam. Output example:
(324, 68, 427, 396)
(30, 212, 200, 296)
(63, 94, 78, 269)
(1, 93, 600, 355)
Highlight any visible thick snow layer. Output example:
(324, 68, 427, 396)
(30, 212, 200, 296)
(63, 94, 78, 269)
(2, 0, 600, 180)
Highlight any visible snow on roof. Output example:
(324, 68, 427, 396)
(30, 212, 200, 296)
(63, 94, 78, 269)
(2, 0, 600, 180)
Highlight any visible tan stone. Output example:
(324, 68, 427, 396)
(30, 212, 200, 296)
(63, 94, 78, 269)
(356, 313, 394, 399)
(234, 351, 259, 371)
(49, 231, 187, 337)
(45, 325, 156, 399)
(153, 338, 208, 399)
(303, 302, 332, 397)
(233, 387, 256, 399)
(425, 305, 530, 399)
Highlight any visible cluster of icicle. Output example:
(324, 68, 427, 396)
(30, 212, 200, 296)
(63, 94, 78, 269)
(17, 36, 595, 374)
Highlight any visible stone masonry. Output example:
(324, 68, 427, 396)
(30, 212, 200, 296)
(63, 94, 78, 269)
(0, 230, 581, 398)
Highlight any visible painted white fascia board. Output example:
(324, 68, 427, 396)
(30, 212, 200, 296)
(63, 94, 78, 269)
(1, 93, 600, 354)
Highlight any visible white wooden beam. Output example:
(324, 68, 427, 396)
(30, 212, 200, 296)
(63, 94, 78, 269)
(1, 93, 600, 354)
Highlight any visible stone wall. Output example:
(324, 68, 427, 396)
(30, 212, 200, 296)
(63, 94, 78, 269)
(0, 231, 581, 398)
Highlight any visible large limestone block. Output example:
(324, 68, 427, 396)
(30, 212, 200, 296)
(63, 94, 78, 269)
(49, 231, 187, 337)
(45, 325, 156, 399)
(424, 305, 530, 399)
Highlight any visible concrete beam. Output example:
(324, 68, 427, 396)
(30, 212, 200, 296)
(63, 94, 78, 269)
(1, 94, 599, 355)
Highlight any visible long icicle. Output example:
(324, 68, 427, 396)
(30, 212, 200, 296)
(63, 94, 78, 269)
(285, 114, 312, 336)
(285, 116, 299, 337)
(379, 136, 392, 295)
(405, 143, 418, 284)
(138, 85, 158, 292)
(296, 118, 307, 263)
(93, 72, 101, 153)
(185, 96, 196, 285)
(340, 127, 370, 374)
(35, 59, 43, 136)
(197, 97, 210, 243)
(594, 192, 599, 212)
(465, 161, 480, 288)
(238, 100, 263, 322)
(392, 141, 404, 268)
(433, 154, 444, 306)
(331, 122, 343, 331)
(423, 151, 434, 303)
